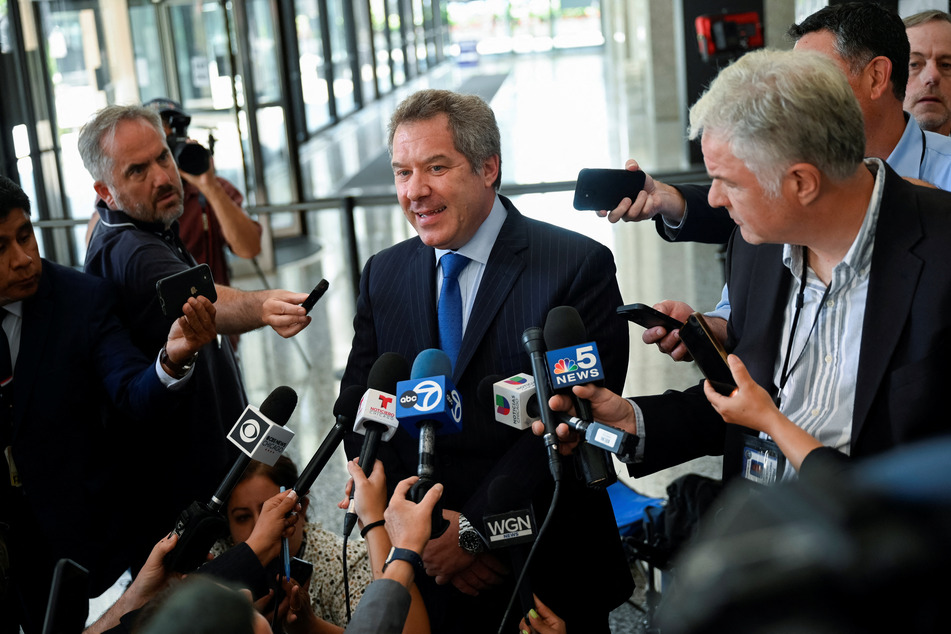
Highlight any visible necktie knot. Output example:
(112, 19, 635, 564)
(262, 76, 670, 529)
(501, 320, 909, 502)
(440, 252, 469, 280)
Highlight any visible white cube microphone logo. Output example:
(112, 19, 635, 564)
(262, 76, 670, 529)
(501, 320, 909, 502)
(354, 388, 400, 441)
(227, 404, 295, 466)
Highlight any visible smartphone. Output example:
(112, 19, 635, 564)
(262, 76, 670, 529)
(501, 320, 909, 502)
(573, 168, 648, 211)
(300, 279, 329, 314)
(289, 556, 314, 586)
(616, 303, 683, 331)
(678, 312, 736, 396)
(42, 558, 89, 634)
(155, 263, 217, 319)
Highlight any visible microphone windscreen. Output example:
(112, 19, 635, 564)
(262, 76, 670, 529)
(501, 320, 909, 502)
(411, 348, 453, 380)
(259, 385, 298, 426)
(486, 474, 527, 515)
(334, 384, 366, 420)
(543, 305, 587, 349)
(367, 352, 410, 393)
(478, 374, 506, 408)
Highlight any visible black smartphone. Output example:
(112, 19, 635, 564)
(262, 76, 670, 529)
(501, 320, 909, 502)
(155, 263, 217, 319)
(617, 303, 683, 331)
(573, 168, 648, 211)
(42, 558, 89, 634)
(300, 279, 329, 314)
(289, 556, 314, 586)
(679, 312, 736, 396)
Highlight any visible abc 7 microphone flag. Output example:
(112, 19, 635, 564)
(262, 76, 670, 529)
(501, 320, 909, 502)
(227, 404, 295, 466)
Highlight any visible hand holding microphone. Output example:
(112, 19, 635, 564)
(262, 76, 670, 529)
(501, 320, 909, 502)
(164, 386, 298, 573)
(344, 353, 408, 538)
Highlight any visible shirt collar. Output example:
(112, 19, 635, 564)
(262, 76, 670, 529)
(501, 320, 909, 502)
(434, 195, 507, 266)
(96, 197, 179, 236)
(783, 158, 885, 283)
(885, 113, 923, 180)
(2, 301, 23, 319)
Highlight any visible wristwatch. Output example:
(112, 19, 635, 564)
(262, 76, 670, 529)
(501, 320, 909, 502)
(160, 346, 197, 378)
(458, 513, 485, 554)
(382, 546, 425, 577)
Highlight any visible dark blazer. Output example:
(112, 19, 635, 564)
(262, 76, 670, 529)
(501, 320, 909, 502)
(633, 163, 951, 478)
(341, 197, 634, 632)
(652, 184, 733, 244)
(6, 261, 177, 623)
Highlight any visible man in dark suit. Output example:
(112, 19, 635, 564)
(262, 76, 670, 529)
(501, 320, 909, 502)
(340, 89, 633, 632)
(0, 175, 216, 633)
(548, 49, 951, 485)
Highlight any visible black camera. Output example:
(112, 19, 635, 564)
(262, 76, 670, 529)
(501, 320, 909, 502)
(165, 112, 211, 176)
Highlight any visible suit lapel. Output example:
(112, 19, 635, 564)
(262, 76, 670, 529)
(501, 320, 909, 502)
(851, 171, 923, 440)
(453, 201, 527, 381)
(407, 241, 439, 354)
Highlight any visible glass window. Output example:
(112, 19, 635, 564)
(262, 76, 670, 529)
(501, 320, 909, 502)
(387, 0, 406, 86)
(295, 0, 332, 132)
(129, 5, 168, 103)
(369, 0, 392, 94)
(352, 0, 375, 103)
(245, 0, 281, 104)
(327, 0, 355, 117)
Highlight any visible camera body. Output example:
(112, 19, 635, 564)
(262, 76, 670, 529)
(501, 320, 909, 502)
(165, 112, 211, 176)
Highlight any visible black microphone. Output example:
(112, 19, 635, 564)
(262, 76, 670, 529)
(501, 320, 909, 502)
(521, 327, 561, 482)
(344, 353, 408, 537)
(394, 348, 463, 538)
(291, 385, 365, 496)
(484, 475, 537, 625)
(543, 306, 616, 489)
(165, 386, 298, 572)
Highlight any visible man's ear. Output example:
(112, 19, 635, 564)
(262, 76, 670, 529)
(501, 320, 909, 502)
(480, 154, 500, 189)
(784, 163, 821, 206)
(865, 56, 894, 101)
(93, 181, 116, 209)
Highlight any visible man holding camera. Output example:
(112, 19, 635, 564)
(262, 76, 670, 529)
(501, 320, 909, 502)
(143, 98, 261, 288)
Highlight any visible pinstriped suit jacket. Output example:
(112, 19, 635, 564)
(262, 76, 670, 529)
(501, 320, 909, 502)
(341, 196, 634, 631)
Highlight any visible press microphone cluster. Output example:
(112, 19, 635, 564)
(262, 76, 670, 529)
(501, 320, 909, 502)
(484, 475, 537, 624)
(292, 384, 365, 496)
(482, 373, 637, 462)
(164, 386, 298, 573)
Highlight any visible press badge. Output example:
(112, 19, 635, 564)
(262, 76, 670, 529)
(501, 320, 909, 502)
(741, 434, 786, 485)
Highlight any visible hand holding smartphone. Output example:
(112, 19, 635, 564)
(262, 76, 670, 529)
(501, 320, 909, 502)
(573, 168, 647, 211)
(616, 303, 683, 331)
(678, 312, 736, 396)
(300, 279, 329, 314)
(155, 264, 217, 319)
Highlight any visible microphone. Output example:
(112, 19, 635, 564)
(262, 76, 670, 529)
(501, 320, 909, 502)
(543, 306, 616, 489)
(164, 386, 298, 572)
(344, 353, 408, 537)
(484, 475, 537, 625)
(395, 348, 463, 538)
(291, 385, 365, 496)
(481, 373, 638, 461)
(521, 327, 561, 482)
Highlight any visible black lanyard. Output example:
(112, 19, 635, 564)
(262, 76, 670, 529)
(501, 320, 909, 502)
(776, 246, 831, 407)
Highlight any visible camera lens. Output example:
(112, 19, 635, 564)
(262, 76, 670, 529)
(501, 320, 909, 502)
(175, 143, 210, 175)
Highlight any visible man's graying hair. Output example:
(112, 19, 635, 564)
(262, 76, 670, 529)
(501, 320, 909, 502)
(788, 1, 910, 101)
(78, 105, 165, 183)
(388, 89, 502, 191)
(689, 49, 865, 198)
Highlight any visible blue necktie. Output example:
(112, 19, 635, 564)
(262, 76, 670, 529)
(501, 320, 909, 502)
(438, 252, 470, 369)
